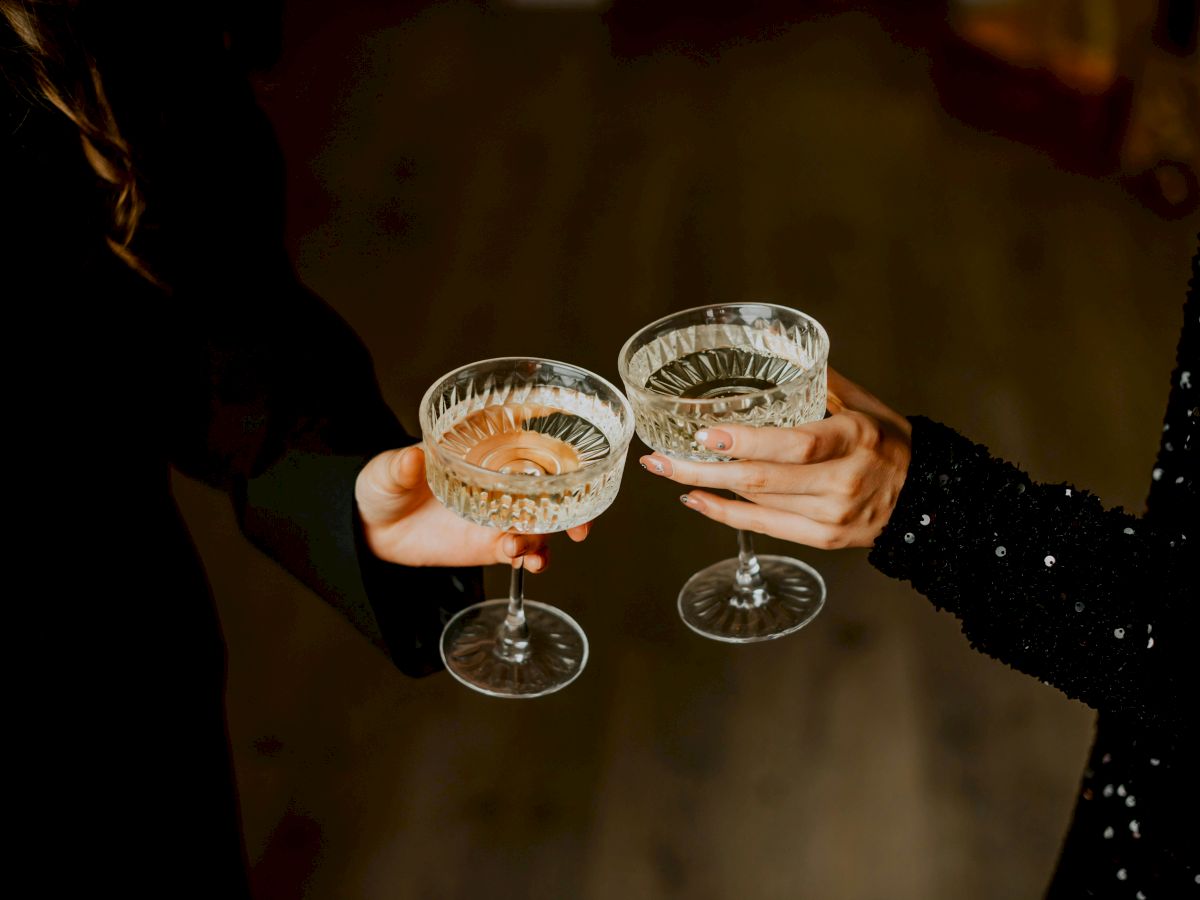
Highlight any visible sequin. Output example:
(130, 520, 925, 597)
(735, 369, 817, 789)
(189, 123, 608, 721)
(1152, 467, 1163, 481)
(1118, 785, 1127, 797)
(1044, 555, 1055, 567)
(1136, 892, 1147, 899)
(1103, 826, 1115, 839)
(1126, 795, 1136, 807)
(904, 532, 915, 544)
(920, 514, 931, 526)
(1147, 638, 1155, 649)
(866, 351, 1198, 893)
(1150, 758, 1160, 766)
(1117, 868, 1128, 881)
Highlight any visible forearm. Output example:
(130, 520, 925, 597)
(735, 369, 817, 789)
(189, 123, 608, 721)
(869, 416, 1191, 736)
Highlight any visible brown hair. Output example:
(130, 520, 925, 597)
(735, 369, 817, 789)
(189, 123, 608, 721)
(2, 1, 158, 283)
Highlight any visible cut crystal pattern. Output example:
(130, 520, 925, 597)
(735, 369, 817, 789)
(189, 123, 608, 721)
(424, 368, 631, 533)
(625, 322, 826, 461)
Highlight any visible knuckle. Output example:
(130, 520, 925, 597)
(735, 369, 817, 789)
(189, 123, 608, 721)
(737, 465, 769, 493)
(838, 469, 864, 496)
(843, 410, 868, 440)
(860, 418, 884, 451)
(791, 431, 816, 462)
(830, 504, 857, 527)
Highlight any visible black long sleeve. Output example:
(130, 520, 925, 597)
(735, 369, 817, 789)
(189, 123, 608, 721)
(868, 243, 1198, 896)
(165, 261, 482, 675)
(4, 10, 480, 892)
(2, 15, 480, 676)
(868, 415, 1193, 737)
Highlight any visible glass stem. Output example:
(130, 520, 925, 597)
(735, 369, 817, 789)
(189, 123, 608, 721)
(495, 556, 531, 663)
(733, 530, 770, 608)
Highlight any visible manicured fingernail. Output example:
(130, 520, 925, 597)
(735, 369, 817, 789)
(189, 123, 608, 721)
(695, 429, 731, 451)
(641, 455, 672, 476)
(680, 493, 704, 512)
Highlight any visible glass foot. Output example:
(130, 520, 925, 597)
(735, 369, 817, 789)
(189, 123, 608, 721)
(678, 554, 826, 643)
(440, 599, 588, 698)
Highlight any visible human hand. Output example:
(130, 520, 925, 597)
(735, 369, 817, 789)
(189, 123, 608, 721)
(356, 445, 592, 571)
(639, 369, 912, 549)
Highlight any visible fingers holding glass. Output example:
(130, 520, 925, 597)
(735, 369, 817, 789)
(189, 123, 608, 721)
(420, 357, 633, 698)
(678, 490, 854, 549)
(619, 302, 829, 642)
(692, 418, 857, 464)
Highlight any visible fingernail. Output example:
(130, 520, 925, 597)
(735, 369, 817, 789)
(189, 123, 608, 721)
(680, 493, 704, 512)
(696, 429, 731, 451)
(641, 455, 672, 476)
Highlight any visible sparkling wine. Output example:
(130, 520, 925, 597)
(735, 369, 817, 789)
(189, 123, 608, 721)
(632, 343, 825, 460)
(619, 304, 831, 644)
(447, 405, 609, 475)
(426, 393, 625, 533)
(645, 348, 809, 399)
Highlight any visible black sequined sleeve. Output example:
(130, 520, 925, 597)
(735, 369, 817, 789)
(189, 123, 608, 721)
(873, 247, 1200, 739)
(869, 257, 1197, 741)
(868, 419, 1192, 736)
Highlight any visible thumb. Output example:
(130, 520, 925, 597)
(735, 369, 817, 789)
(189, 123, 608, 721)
(380, 444, 426, 494)
(356, 445, 428, 523)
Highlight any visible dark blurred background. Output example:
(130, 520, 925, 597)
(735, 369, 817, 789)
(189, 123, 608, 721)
(172, 1, 1197, 897)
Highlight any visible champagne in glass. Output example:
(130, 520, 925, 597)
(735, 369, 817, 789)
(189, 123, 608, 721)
(421, 358, 634, 697)
(619, 304, 829, 642)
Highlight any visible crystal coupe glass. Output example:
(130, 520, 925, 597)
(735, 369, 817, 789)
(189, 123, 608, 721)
(619, 304, 829, 642)
(420, 357, 634, 697)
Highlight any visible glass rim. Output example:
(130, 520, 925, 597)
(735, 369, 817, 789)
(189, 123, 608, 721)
(617, 302, 830, 410)
(419, 355, 635, 493)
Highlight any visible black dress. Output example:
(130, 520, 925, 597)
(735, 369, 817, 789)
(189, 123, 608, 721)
(870, 243, 1198, 897)
(2, 14, 477, 897)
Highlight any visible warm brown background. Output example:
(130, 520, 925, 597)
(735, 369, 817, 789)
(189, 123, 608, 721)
(172, 2, 1196, 897)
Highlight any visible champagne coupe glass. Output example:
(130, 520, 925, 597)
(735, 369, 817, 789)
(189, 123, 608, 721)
(420, 357, 634, 697)
(618, 304, 829, 642)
